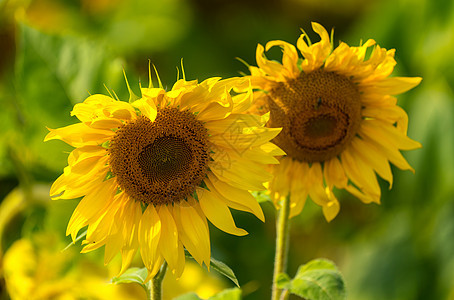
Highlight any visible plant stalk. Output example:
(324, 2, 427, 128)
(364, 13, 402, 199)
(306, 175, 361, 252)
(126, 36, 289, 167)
(149, 262, 168, 300)
(271, 195, 291, 300)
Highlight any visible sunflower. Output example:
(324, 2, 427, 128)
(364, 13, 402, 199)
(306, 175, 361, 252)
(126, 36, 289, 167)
(247, 22, 422, 221)
(45, 71, 283, 280)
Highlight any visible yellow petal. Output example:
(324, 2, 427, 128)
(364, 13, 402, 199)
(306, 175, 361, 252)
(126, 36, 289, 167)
(50, 159, 108, 200)
(174, 241, 186, 279)
(340, 147, 381, 202)
(102, 101, 137, 120)
(141, 87, 166, 107)
(208, 77, 250, 100)
(360, 134, 415, 172)
(209, 127, 281, 151)
(345, 184, 380, 204)
(231, 83, 253, 114)
(132, 98, 157, 121)
(350, 138, 393, 188)
(174, 200, 211, 268)
(80, 236, 107, 253)
(370, 77, 422, 95)
(360, 119, 421, 150)
(361, 105, 409, 134)
(197, 188, 247, 236)
(204, 114, 264, 134)
(45, 123, 114, 147)
(209, 156, 270, 191)
(67, 145, 106, 165)
(119, 199, 142, 275)
(85, 199, 120, 245)
(177, 85, 210, 112)
(144, 256, 164, 282)
(206, 173, 264, 222)
(323, 157, 348, 189)
(196, 98, 232, 122)
(322, 188, 340, 222)
(265, 40, 300, 78)
(157, 205, 180, 275)
(139, 205, 162, 279)
(104, 231, 123, 264)
(288, 191, 307, 218)
(66, 178, 117, 240)
(256, 43, 286, 79)
(240, 141, 286, 165)
(71, 94, 116, 122)
(268, 157, 295, 201)
(88, 118, 123, 130)
(297, 22, 331, 72)
(288, 161, 308, 218)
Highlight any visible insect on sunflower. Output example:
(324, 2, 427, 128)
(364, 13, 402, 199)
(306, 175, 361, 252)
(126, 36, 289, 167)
(247, 22, 422, 221)
(45, 67, 284, 280)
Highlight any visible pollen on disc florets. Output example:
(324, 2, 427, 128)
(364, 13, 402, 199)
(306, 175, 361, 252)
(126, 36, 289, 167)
(268, 70, 362, 162)
(108, 107, 210, 205)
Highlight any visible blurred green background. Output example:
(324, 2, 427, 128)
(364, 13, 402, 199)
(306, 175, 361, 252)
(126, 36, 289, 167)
(0, 0, 453, 299)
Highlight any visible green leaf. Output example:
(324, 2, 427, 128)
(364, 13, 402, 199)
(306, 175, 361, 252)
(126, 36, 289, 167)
(173, 292, 202, 300)
(278, 259, 346, 300)
(209, 256, 240, 288)
(111, 267, 149, 292)
(296, 259, 339, 274)
(276, 272, 291, 287)
(184, 251, 240, 287)
(209, 288, 242, 300)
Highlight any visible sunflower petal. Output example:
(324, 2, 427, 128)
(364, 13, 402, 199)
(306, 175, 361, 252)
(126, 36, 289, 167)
(371, 77, 422, 95)
(350, 138, 393, 187)
(340, 147, 381, 202)
(256, 44, 286, 79)
(197, 188, 248, 236)
(119, 199, 142, 275)
(45, 123, 114, 147)
(174, 200, 211, 268)
(132, 98, 157, 121)
(139, 205, 162, 279)
(157, 205, 180, 276)
(323, 157, 348, 189)
(66, 178, 117, 240)
(206, 173, 264, 222)
(360, 119, 421, 150)
(266, 40, 300, 78)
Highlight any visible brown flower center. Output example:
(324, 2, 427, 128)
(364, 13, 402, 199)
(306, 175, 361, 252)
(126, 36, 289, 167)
(108, 108, 209, 205)
(268, 70, 361, 162)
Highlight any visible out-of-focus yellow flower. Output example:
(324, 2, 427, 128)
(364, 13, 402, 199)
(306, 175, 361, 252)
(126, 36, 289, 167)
(247, 22, 422, 221)
(3, 233, 144, 300)
(45, 72, 283, 280)
(162, 261, 227, 299)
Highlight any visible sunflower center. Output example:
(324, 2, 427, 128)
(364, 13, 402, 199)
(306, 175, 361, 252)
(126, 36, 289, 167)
(268, 70, 361, 162)
(138, 137, 193, 183)
(109, 108, 209, 205)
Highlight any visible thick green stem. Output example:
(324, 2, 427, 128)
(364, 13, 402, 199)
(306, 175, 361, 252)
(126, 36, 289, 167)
(271, 195, 291, 300)
(149, 262, 168, 300)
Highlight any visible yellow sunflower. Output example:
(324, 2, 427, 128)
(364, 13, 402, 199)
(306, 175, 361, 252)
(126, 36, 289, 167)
(45, 71, 283, 280)
(247, 22, 422, 221)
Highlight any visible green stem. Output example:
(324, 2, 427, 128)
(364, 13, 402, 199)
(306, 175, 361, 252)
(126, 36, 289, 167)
(271, 195, 291, 300)
(149, 262, 168, 300)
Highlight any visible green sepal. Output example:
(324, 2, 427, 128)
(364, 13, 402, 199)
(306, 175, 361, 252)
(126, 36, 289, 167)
(62, 230, 87, 251)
